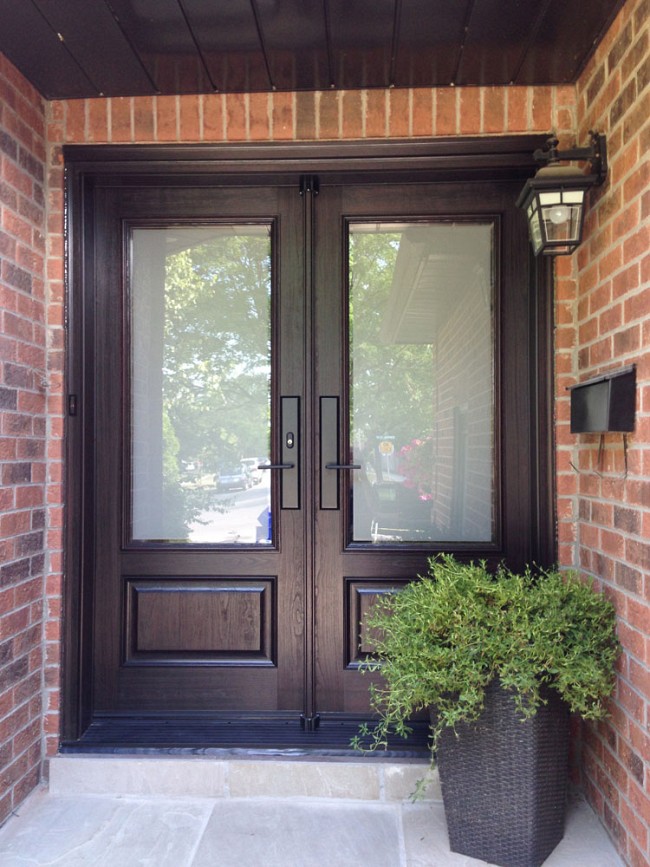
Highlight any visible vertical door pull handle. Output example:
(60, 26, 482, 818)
(280, 397, 300, 509)
(321, 396, 357, 509)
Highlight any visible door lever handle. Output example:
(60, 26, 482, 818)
(258, 463, 295, 470)
(325, 463, 361, 470)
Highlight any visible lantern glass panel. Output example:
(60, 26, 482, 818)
(564, 190, 585, 204)
(529, 206, 543, 254)
(540, 203, 582, 244)
(538, 191, 562, 205)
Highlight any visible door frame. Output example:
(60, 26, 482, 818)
(62, 136, 554, 745)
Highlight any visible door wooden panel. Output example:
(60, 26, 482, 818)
(345, 580, 408, 668)
(63, 142, 551, 750)
(125, 579, 275, 662)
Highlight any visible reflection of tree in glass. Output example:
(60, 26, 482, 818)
(159, 407, 191, 540)
(160, 231, 271, 537)
(350, 231, 434, 460)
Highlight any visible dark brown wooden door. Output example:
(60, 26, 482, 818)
(311, 180, 538, 723)
(68, 163, 548, 749)
(89, 180, 315, 744)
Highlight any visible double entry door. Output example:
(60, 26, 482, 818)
(70, 164, 544, 749)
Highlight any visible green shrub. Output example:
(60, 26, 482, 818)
(352, 555, 620, 757)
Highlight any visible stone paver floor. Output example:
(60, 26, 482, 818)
(0, 786, 623, 866)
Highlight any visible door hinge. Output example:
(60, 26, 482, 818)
(68, 394, 78, 416)
(300, 713, 321, 732)
(299, 174, 319, 196)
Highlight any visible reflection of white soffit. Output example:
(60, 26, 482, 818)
(160, 225, 270, 257)
(380, 225, 491, 345)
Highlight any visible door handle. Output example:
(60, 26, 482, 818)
(278, 397, 300, 509)
(321, 396, 358, 510)
(258, 463, 295, 470)
(257, 399, 300, 508)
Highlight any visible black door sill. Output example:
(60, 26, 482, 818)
(61, 713, 430, 758)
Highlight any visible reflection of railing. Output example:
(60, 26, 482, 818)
(370, 521, 403, 543)
(362, 480, 433, 544)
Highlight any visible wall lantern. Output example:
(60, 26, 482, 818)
(516, 131, 607, 256)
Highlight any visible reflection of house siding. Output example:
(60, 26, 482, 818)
(432, 272, 493, 541)
(379, 223, 494, 543)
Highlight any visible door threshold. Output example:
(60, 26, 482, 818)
(60, 745, 429, 759)
(62, 713, 430, 758)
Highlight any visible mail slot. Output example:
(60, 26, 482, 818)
(569, 365, 636, 433)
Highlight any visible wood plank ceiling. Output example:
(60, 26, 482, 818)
(0, 0, 625, 100)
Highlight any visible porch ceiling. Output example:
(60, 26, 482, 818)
(0, 0, 625, 100)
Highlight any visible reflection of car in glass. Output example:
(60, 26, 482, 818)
(241, 458, 263, 485)
(217, 464, 251, 491)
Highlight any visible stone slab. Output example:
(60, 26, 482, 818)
(0, 789, 213, 867)
(192, 799, 402, 867)
(49, 755, 228, 798)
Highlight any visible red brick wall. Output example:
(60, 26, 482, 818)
(555, 0, 650, 863)
(0, 56, 47, 824)
(46, 85, 569, 145)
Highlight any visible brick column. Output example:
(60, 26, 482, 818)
(560, 0, 650, 863)
(0, 55, 47, 825)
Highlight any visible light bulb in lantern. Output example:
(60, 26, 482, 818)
(548, 204, 570, 225)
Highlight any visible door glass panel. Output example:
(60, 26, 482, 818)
(130, 225, 272, 544)
(349, 222, 494, 543)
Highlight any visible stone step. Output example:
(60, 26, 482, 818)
(48, 755, 440, 803)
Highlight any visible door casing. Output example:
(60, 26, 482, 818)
(62, 137, 555, 747)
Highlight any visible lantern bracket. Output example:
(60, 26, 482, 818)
(532, 131, 607, 186)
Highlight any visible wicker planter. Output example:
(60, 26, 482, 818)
(435, 680, 570, 867)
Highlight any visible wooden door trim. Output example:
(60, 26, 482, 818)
(62, 137, 554, 744)
(63, 135, 548, 182)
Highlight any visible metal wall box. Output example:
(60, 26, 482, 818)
(570, 366, 636, 433)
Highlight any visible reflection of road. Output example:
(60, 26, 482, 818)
(189, 478, 271, 543)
